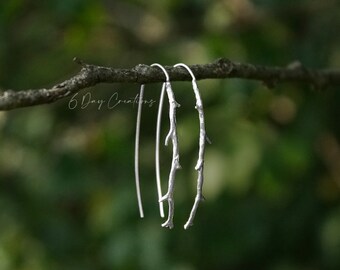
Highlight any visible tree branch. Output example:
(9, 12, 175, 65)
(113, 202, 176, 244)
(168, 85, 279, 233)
(1, 58, 339, 111)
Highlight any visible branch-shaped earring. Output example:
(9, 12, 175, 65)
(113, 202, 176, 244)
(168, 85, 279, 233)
(151, 63, 181, 229)
(174, 63, 208, 229)
(134, 84, 145, 218)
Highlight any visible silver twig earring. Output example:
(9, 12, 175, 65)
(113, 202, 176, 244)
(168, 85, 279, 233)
(151, 63, 181, 229)
(134, 84, 145, 218)
(174, 63, 207, 229)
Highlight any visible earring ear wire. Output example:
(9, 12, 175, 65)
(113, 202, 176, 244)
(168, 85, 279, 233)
(154, 79, 166, 219)
(134, 84, 145, 218)
(151, 63, 181, 229)
(174, 63, 207, 229)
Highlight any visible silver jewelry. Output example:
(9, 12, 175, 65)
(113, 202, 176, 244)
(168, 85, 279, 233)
(151, 63, 181, 229)
(174, 63, 207, 229)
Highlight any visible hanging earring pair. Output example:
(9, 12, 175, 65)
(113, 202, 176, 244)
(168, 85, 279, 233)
(134, 63, 208, 229)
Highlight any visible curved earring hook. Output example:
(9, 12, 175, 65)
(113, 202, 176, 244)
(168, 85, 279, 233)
(173, 63, 200, 102)
(151, 63, 169, 219)
(174, 63, 196, 81)
(151, 63, 170, 82)
(174, 63, 207, 229)
(152, 63, 181, 228)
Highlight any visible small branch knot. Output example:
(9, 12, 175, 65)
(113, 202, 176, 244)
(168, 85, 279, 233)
(134, 64, 149, 73)
(134, 64, 150, 83)
(215, 57, 231, 66)
(215, 57, 233, 74)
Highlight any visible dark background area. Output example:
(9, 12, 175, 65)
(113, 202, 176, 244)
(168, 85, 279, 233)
(1, 0, 340, 269)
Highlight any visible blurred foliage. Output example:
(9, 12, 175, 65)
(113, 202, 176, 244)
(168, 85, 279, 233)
(1, 0, 340, 269)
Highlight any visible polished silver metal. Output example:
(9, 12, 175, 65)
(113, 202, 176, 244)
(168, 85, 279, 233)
(134, 84, 145, 218)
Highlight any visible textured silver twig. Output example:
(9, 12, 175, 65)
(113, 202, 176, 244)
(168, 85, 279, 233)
(134, 84, 145, 218)
(174, 63, 207, 229)
(159, 81, 181, 229)
(151, 64, 181, 229)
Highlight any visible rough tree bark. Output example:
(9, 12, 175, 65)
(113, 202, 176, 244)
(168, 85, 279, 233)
(1, 57, 340, 111)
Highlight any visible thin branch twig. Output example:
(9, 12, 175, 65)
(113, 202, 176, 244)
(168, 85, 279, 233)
(1, 58, 340, 110)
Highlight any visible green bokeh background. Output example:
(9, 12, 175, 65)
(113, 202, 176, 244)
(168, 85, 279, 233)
(1, 0, 340, 269)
